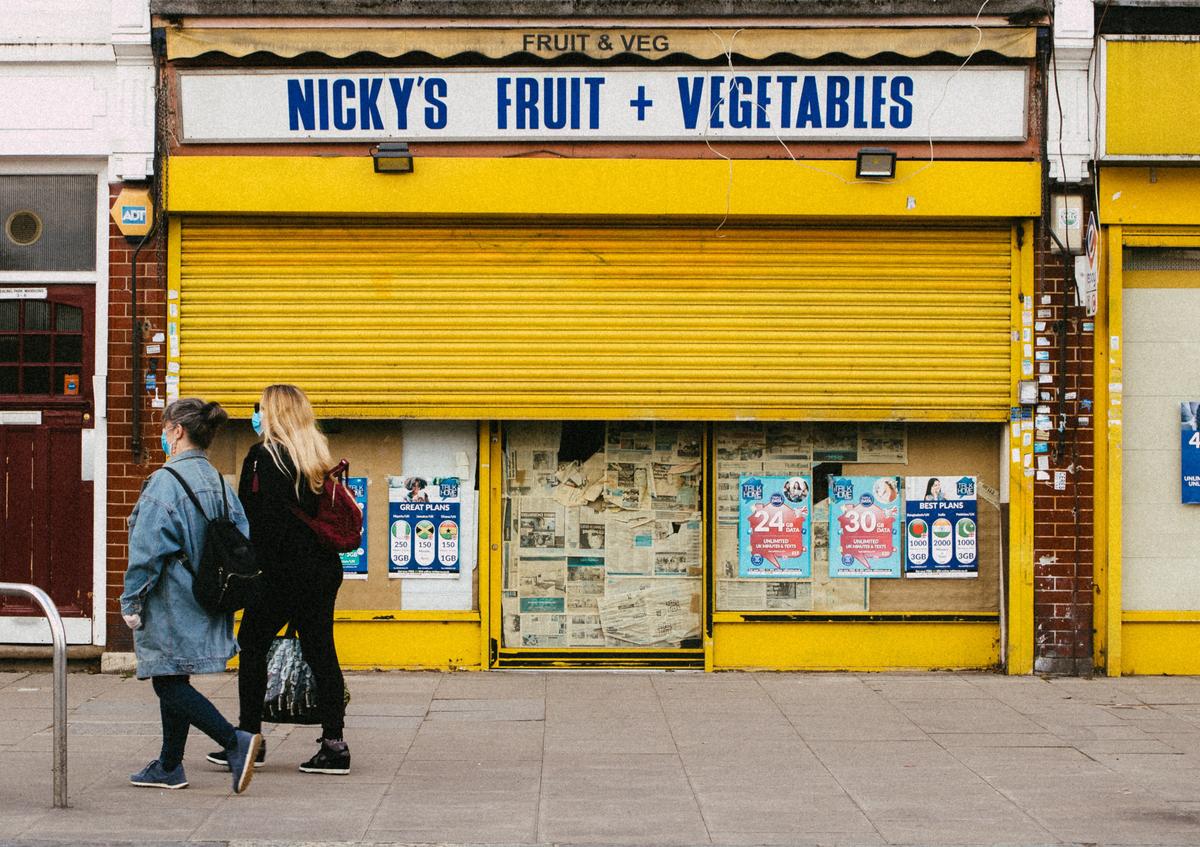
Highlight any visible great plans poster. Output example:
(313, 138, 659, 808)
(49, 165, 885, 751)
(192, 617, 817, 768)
(388, 476, 462, 578)
(737, 475, 811, 578)
(828, 476, 901, 578)
(904, 476, 978, 578)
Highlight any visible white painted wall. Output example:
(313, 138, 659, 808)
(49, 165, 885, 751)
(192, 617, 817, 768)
(1048, 0, 1095, 184)
(0, 0, 154, 181)
(0, 2, 153, 646)
(1122, 283, 1200, 610)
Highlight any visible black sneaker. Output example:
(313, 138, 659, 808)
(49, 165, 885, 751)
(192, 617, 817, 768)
(299, 737, 350, 775)
(207, 737, 266, 769)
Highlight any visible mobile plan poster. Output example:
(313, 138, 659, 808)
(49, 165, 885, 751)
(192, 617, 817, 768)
(389, 476, 461, 577)
(737, 475, 812, 578)
(829, 476, 902, 578)
(1182, 402, 1200, 504)
(904, 475, 978, 578)
(339, 477, 368, 579)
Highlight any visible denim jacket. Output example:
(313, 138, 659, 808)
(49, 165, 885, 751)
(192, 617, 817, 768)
(120, 449, 249, 679)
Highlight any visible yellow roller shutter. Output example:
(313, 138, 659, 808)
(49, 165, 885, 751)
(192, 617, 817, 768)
(176, 220, 1013, 421)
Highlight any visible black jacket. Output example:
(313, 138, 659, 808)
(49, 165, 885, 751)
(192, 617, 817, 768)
(238, 442, 340, 593)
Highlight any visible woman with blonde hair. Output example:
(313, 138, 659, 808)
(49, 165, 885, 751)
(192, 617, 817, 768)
(206, 384, 350, 775)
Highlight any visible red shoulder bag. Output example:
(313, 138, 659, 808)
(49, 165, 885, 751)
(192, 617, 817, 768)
(289, 459, 364, 553)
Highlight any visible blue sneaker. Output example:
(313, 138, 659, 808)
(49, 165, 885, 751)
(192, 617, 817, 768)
(226, 730, 262, 794)
(130, 759, 188, 789)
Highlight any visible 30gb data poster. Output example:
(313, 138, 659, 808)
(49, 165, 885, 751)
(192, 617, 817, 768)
(828, 476, 902, 578)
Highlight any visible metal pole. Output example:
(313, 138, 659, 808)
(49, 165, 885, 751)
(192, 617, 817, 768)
(0, 583, 67, 808)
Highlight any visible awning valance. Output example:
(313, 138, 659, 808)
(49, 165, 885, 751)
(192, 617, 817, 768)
(165, 25, 1036, 62)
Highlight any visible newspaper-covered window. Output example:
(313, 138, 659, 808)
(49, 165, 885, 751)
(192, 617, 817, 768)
(716, 421, 999, 614)
(502, 422, 703, 649)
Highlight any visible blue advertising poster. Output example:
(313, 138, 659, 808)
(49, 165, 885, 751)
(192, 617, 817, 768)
(338, 477, 368, 579)
(388, 476, 461, 577)
(1182, 402, 1200, 504)
(737, 475, 811, 578)
(828, 476, 902, 578)
(904, 476, 978, 579)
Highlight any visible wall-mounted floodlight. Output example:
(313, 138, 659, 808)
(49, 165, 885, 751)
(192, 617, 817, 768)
(855, 148, 897, 179)
(372, 142, 414, 174)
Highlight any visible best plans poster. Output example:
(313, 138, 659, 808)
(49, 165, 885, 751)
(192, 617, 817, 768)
(904, 475, 978, 578)
(738, 475, 811, 578)
(829, 476, 902, 578)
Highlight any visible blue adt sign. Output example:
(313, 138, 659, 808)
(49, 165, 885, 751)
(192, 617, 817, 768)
(1181, 403, 1200, 504)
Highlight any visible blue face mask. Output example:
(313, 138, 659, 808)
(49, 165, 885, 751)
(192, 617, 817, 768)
(251, 410, 263, 436)
(161, 430, 172, 458)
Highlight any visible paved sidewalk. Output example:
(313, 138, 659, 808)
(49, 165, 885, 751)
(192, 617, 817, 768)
(4, 669, 1200, 846)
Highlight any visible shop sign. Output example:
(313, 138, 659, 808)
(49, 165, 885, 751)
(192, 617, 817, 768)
(737, 475, 812, 579)
(1182, 403, 1200, 504)
(388, 476, 461, 577)
(829, 476, 902, 578)
(904, 476, 978, 578)
(178, 67, 1027, 143)
(339, 477, 368, 579)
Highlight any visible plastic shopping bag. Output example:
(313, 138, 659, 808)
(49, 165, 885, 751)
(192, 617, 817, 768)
(262, 631, 322, 724)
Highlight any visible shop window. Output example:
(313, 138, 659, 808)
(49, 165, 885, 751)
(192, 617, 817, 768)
(208, 419, 482, 615)
(715, 422, 1000, 614)
(0, 298, 86, 397)
(501, 421, 704, 650)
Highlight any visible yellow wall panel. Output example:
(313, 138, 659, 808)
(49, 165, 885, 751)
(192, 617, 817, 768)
(712, 622, 1000, 670)
(1106, 40, 1200, 157)
(1121, 622, 1200, 675)
(176, 220, 1014, 422)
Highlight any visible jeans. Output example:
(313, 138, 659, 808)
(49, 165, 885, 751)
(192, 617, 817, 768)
(237, 584, 345, 739)
(151, 675, 238, 771)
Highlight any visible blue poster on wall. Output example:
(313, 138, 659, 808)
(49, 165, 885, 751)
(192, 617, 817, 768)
(828, 476, 902, 578)
(1182, 403, 1200, 504)
(388, 476, 461, 577)
(338, 477, 368, 579)
(737, 475, 811, 578)
(904, 476, 978, 579)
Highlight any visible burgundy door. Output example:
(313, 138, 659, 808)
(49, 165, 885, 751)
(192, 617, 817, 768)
(0, 287, 94, 618)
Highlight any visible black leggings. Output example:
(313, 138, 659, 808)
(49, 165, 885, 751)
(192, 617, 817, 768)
(152, 675, 238, 771)
(236, 585, 345, 739)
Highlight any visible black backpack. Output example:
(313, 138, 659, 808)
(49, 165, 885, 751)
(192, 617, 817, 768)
(163, 465, 261, 614)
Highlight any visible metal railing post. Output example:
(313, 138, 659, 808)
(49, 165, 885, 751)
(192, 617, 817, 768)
(0, 583, 68, 808)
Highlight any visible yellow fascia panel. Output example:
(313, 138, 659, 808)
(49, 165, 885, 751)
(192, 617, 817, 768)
(335, 620, 481, 670)
(1122, 622, 1200, 675)
(712, 622, 1000, 670)
(1100, 167, 1200, 225)
(1106, 41, 1200, 157)
(168, 156, 1041, 219)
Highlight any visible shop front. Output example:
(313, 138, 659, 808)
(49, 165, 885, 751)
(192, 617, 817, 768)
(157, 14, 1042, 672)
(1094, 35, 1200, 675)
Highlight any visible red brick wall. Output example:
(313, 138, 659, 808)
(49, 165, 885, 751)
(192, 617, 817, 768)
(105, 183, 166, 652)
(1032, 211, 1096, 675)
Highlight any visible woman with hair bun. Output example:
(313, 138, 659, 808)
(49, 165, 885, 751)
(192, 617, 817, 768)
(120, 398, 262, 794)
(207, 384, 351, 775)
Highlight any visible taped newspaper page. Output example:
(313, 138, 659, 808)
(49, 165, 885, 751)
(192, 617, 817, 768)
(858, 423, 908, 463)
(566, 556, 605, 614)
(517, 499, 566, 554)
(566, 504, 607, 554)
(599, 577, 700, 646)
(521, 613, 567, 647)
(811, 423, 859, 462)
(606, 510, 656, 575)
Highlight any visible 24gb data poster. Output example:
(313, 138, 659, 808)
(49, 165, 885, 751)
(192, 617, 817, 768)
(1182, 402, 1200, 504)
(339, 477, 368, 579)
(828, 476, 902, 578)
(904, 475, 978, 578)
(737, 475, 812, 578)
(389, 476, 461, 578)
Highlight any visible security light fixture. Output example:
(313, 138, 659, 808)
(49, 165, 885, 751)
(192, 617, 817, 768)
(372, 142, 414, 174)
(856, 148, 897, 179)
